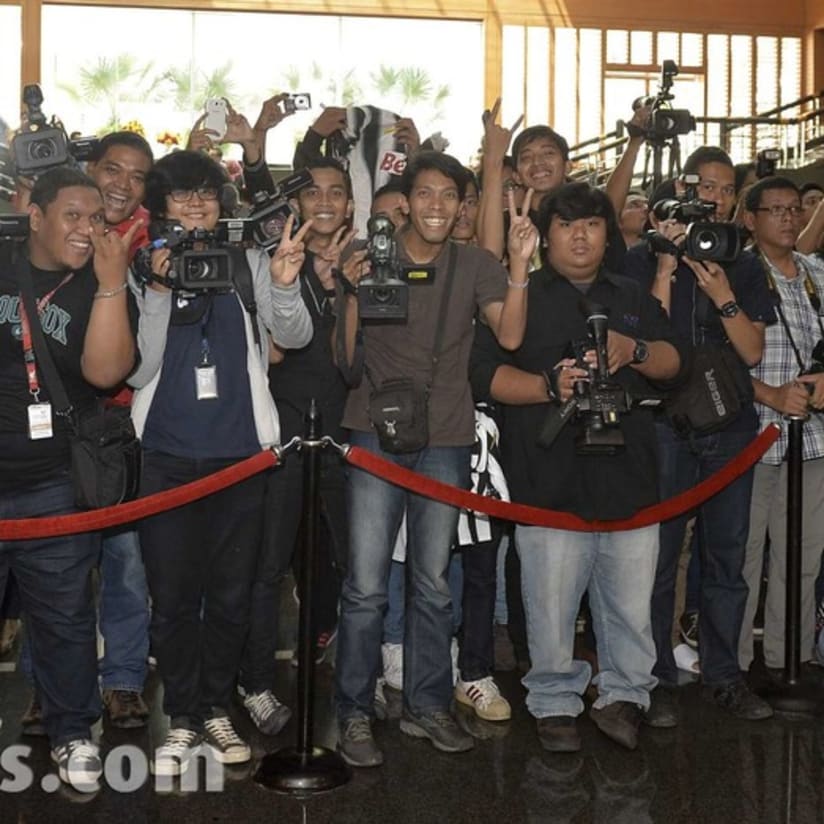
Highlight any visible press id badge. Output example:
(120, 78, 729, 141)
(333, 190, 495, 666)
(28, 402, 54, 440)
(195, 364, 219, 400)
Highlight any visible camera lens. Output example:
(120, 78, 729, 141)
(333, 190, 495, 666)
(27, 137, 58, 161)
(693, 228, 719, 254)
(185, 258, 213, 282)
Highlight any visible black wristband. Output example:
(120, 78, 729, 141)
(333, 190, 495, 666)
(333, 268, 357, 296)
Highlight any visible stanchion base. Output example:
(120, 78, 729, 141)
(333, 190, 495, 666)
(253, 746, 351, 794)
(758, 678, 823, 718)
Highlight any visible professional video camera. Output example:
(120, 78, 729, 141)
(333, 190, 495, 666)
(358, 212, 408, 320)
(538, 302, 661, 455)
(246, 169, 312, 253)
(0, 143, 15, 201)
(135, 221, 235, 292)
(634, 60, 696, 144)
(0, 213, 30, 242)
(12, 85, 99, 178)
(646, 174, 741, 263)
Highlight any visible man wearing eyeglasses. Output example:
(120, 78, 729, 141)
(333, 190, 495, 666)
(737, 176, 824, 676)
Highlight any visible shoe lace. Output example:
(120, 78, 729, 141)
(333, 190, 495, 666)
(66, 739, 98, 763)
(161, 728, 198, 754)
(247, 691, 283, 721)
(205, 716, 243, 746)
(344, 717, 373, 743)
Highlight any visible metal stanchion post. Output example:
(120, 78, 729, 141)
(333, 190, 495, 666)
(254, 400, 351, 793)
(761, 415, 821, 716)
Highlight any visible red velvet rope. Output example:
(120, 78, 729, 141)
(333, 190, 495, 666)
(344, 423, 781, 532)
(0, 423, 781, 540)
(0, 450, 278, 540)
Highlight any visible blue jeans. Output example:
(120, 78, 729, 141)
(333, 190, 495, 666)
(335, 432, 470, 719)
(98, 527, 149, 692)
(516, 524, 659, 718)
(652, 420, 755, 687)
(383, 554, 463, 645)
(0, 476, 101, 745)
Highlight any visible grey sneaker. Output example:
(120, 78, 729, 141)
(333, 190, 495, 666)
(203, 714, 251, 764)
(400, 709, 474, 753)
(151, 727, 201, 776)
(338, 716, 384, 767)
(242, 690, 291, 736)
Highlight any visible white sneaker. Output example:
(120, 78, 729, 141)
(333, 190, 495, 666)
(203, 714, 251, 764)
(374, 677, 388, 720)
(50, 739, 102, 791)
(151, 728, 201, 776)
(382, 642, 403, 691)
(243, 690, 291, 736)
(455, 677, 511, 721)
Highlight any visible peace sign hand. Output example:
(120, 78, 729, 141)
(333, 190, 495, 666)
(506, 187, 538, 267)
(270, 215, 314, 286)
(313, 226, 357, 288)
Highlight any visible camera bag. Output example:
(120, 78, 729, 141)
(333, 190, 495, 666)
(19, 261, 141, 509)
(367, 243, 457, 454)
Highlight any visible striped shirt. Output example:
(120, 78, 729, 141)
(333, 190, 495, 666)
(749, 249, 824, 465)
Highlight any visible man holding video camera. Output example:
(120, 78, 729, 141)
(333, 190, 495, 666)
(471, 181, 686, 754)
(333, 150, 533, 767)
(626, 146, 776, 727)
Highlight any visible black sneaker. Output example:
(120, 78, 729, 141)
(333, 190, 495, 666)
(202, 713, 251, 764)
(536, 716, 581, 753)
(703, 681, 774, 720)
(643, 686, 678, 728)
(679, 611, 699, 649)
(242, 689, 291, 736)
(338, 716, 384, 767)
(399, 709, 474, 753)
(589, 701, 643, 750)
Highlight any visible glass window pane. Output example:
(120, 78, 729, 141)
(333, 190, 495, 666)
(729, 35, 753, 118)
(526, 27, 549, 127)
(553, 28, 577, 143)
(755, 37, 778, 113)
(656, 32, 679, 67)
(0, 5, 22, 138)
(681, 33, 704, 67)
(706, 34, 729, 118)
(502, 25, 526, 133)
(630, 31, 653, 65)
(579, 29, 602, 138)
(606, 30, 628, 64)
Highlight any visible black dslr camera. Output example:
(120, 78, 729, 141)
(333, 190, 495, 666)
(756, 148, 781, 179)
(138, 221, 234, 292)
(646, 175, 740, 263)
(12, 85, 98, 177)
(246, 169, 312, 253)
(538, 303, 634, 455)
(358, 213, 408, 320)
(634, 60, 696, 144)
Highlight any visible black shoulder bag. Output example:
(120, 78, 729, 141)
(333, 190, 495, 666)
(18, 261, 141, 509)
(366, 243, 457, 454)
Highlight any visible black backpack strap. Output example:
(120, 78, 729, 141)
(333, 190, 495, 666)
(233, 248, 261, 351)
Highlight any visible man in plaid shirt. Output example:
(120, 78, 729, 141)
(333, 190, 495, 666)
(738, 176, 824, 674)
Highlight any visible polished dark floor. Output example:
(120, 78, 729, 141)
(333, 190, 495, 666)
(2, 628, 824, 823)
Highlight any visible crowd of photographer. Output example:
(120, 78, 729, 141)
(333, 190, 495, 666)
(2, 63, 824, 791)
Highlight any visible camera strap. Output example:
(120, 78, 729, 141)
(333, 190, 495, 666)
(229, 248, 261, 352)
(363, 241, 458, 394)
(758, 249, 824, 373)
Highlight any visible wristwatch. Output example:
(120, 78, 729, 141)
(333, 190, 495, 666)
(719, 300, 740, 318)
(631, 339, 650, 365)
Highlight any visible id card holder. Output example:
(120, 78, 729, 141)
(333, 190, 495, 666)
(195, 364, 219, 400)
(28, 402, 54, 440)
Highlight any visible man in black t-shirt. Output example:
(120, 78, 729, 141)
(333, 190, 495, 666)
(0, 166, 138, 790)
(471, 182, 686, 755)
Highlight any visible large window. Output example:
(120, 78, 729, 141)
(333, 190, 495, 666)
(0, 5, 22, 140)
(40, 6, 484, 165)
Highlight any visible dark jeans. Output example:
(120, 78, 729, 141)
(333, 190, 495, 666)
(652, 420, 755, 687)
(459, 520, 503, 681)
(0, 475, 100, 745)
(239, 451, 347, 693)
(138, 451, 264, 726)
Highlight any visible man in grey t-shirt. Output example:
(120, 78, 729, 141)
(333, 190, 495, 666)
(334, 150, 537, 767)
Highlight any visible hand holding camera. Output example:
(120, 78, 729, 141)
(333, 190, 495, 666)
(681, 255, 735, 307)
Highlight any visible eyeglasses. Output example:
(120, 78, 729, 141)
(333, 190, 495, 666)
(169, 186, 219, 203)
(503, 180, 523, 193)
(753, 205, 803, 219)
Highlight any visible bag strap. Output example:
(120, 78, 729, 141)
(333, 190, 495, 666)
(363, 241, 459, 391)
(234, 248, 261, 351)
(16, 253, 74, 419)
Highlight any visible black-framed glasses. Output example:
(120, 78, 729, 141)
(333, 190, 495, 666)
(169, 186, 219, 203)
(503, 179, 523, 193)
(753, 205, 803, 219)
